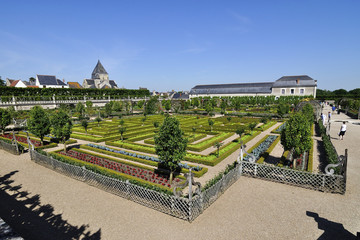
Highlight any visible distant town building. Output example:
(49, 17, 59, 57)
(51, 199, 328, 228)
(35, 75, 68, 88)
(82, 60, 118, 89)
(68, 82, 83, 89)
(6, 78, 39, 88)
(189, 75, 317, 98)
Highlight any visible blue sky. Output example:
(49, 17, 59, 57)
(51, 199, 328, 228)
(1, 0, 359, 92)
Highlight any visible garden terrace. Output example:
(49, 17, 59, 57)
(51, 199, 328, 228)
(0, 134, 58, 150)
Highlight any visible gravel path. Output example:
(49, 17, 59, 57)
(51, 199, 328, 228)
(0, 109, 359, 239)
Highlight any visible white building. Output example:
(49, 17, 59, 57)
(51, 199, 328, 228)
(35, 75, 68, 88)
(189, 75, 317, 98)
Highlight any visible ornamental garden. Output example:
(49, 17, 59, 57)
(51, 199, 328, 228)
(1, 94, 337, 197)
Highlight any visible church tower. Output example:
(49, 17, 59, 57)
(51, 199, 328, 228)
(91, 60, 109, 81)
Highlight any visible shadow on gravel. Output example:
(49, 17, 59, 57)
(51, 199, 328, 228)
(306, 211, 358, 240)
(0, 171, 101, 240)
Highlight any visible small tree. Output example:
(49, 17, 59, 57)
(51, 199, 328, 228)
(226, 116, 232, 123)
(0, 108, 11, 135)
(235, 126, 246, 142)
(248, 122, 257, 133)
(208, 119, 214, 132)
(154, 117, 187, 184)
(85, 101, 94, 116)
(281, 113, 312, 158)
(119, 127, 126, 141)
(119, 119, 124, 126)
(141, 117, 146, 126)
(105, 102, 113, 116)
(81, 119, 88, 134)
(27, 106, 51, 145)
(277, 103, 290, 118)
(205, 102, 213, 115)
(192, 127, 196, 137)
(50, 110, 72, 152)
(95, 116, 102, 127)
(164, 100, 172, 113)
(214, 141, 223, 157)
(153, 121, 159, 133)
(75, 102, 85, 119)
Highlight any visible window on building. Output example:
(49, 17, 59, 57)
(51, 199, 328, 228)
(281, 89, 286, 94)
(290, 89, 295, 94)
(300, 89, 305, 94)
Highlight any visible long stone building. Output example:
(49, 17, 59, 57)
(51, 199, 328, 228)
(189, 75, 317, 98)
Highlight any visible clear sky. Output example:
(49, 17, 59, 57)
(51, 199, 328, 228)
(1, 0, 359, 92)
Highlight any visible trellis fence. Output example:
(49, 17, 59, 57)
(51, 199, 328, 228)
(29, 148, 347, 221)
(0, 140, 20, 155)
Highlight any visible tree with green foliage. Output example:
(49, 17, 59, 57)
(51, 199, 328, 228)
(235, 126, 246, 142)
(277, 103, 290, 118)
(95, 116, 102, 127)
(153, 121, 159, 133)
(7, 106, 18, 120)
(281, 113, 312, 158)
(208, 118, 214, 132)
(226, 116, 232, 123)
(154, 116, 187, 184)
(248, 122, 257, 132)
(75, 102, 85, 119)
(81, 119, 88, 134)
(192, 98, 200, 108)
(214, 141, 223, 157)
(119, 127, 126, 141)
(0, 108, 11, 134)
(205, 102, 213, 115)
(141, 117, 146, 126)
(85, 101, 94, 116)
(112, 101, 123, 112)
(0, 77, 5, 86)
(145, 97, 159, 115)
(301, 103, 314, 125)
(163, 100, 172, 113)
(105, 102, 113, 116)
(192, 127, 196, 137)
(27, 106, 51, 145)
(50, 110, 72, 152)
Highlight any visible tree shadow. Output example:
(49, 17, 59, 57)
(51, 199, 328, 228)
(0, 171, 101, 240)
(306, 211, 359, 240)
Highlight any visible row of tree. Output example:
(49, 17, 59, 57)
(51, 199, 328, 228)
(317, 88, 360, 99)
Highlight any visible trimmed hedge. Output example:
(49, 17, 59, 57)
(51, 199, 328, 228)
(48, 150, 174, 195)
(187, 132, 234, 152)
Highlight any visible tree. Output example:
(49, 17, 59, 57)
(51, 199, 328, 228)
(164, 100, 172, 113)
(119, 127, 126, 141)
(235, 126, 246, 142)
(0, 77, 5, 86)
(226, 116, 232, 123)
(192, 127, 196, 137)
(277, 103, 290, 118)
(105, 102, 113, 116)
(95, 116, 102, 127)
(81, 119, 88, 134)
(27, 106, 51, 145)
(141, 117, 146, 126)
(248, 122, 257, 133)
(75, 102, 85, 119)
(85, 101, 94, 116)
(208, 119, 214, 132)
(0, 109, 11, 134)
(214, 141, 223, 157)
(50, 110, 72, 152)
(205, 102, 213, 115)
(145, 97, 159, 115)
(154, 117, 187, 184)
(153, 121, 159, 133)
(281, 113, 312, 158)
(301, 103, 314, 125)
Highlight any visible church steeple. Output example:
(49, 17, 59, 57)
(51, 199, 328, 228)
(91, 60, 108, 79)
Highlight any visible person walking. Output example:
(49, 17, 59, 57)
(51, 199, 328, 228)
(322, 113, 327, 126)
(339, 121, 347, 140)
(328, 111, 331, 122)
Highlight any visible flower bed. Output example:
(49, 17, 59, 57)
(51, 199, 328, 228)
(0, 134, 57, 149)
(244, 135, 278, 162)
(57, 149, 181, 187)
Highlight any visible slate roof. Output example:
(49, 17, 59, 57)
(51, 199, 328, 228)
(272, 75, 316, 88)
(190, 82, 273, 95)
(92, 60, 108, 79)
(109, 80, 118, 88)
(84, 79, 95, 85)
(37, 75, 58, 85)
(56, 79, 67, 86)
(172, 92, 189, 99)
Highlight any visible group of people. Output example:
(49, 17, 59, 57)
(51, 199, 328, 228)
(321, 110, 347, 140)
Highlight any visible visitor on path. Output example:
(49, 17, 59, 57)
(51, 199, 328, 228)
(328, 111, 331, 122)
(339, 121, 347, 140)
(321, 113, 327, 126)
(332, 106, 336, 113)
